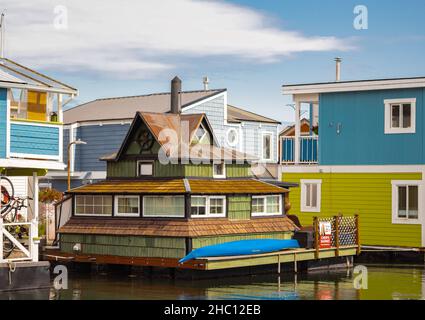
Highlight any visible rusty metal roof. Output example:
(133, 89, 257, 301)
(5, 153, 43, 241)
(59, 216, 298, 237)
(67, 179, 288, 195)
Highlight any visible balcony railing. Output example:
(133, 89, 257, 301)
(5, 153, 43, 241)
(280, 136, 318, 164)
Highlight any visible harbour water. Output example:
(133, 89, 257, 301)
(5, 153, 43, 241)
(1, 264, 424, 300)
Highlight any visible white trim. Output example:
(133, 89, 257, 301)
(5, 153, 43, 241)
(6, 90, 10, 158)
(300, 179, 322, 213)
(213, 162, 226, 179)
(283, 78, 425, 95)
(0, 158, 66, 170)
(64, 119, 133, 128)
(114, 195, 140, 217)
(391, 180, 423, 225)
(142, 195, 185, 218)
(9, 152, 60, 161)
(0, 81, 77, 95)
(181, 91, 227, 112)
(190, 195, 226, 218)
(261, 131, 273, 162)
(384, 98, 416, 134)
(280, 164, 425, 174)
(251, 195, 283, 217)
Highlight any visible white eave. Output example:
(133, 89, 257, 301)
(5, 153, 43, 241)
(0, 158, 66, 171)
(282, 77, 425, 95)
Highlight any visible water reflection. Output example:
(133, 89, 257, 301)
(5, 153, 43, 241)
(1, 264, 424, 300)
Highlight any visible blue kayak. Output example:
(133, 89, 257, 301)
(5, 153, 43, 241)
(179, 239, 300, 263)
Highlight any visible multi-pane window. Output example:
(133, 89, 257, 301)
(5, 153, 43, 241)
(191, 196, 226, 218)
(143, 196, 185, 218)
(385, 98, 416, 134)
(115, 196, 140, 217)
(251, 195, 282, 216)
(262, 133, 272, 161)
(75, 195, 113, 216)
(392, 181, 421, 223)
(301, 180, 322, 212)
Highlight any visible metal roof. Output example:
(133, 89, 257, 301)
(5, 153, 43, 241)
(0, 58, 78, 95)
(63, 89, 226, 124)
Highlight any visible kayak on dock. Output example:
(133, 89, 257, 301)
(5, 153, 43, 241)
(179, 239, 300, 263)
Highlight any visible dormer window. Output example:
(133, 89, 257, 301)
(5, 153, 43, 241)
(213, 162, 226, 178)
(138, 161, 153, 176)
(192, 123, 211, 145)
(384, 98, 416, 134)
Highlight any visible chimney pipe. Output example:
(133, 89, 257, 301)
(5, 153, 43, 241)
(335, 57, 342, 82)
(203, 76, 209, 91)
(171, 76, 181, 114)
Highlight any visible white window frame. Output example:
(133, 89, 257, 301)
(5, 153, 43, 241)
(261, 132, 273, 161)
(384, 98, 416, 134)
(300, 179, 322, 213)
(114, 195, 140, 217)
(142, 195, 185, 218)
(213, 162, 226, 179)
(137, 161, 154, 177)
(74, 195, 113, 217)
(391, 180, 422, 225)
(190, 195, 226, 218)
(251, 195, 282, 217)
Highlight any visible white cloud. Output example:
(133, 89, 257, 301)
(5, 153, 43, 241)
(1, 0, 351, 78)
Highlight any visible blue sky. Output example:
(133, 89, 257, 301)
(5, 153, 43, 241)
(3, 0, 425, 123)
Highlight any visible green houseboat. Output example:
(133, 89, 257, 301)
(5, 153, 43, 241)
(57, 101, 298, 269)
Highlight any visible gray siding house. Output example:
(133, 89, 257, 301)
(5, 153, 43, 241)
(45, 85, 280, 190)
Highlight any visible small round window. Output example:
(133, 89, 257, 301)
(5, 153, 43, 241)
(226, 128, 239, 147)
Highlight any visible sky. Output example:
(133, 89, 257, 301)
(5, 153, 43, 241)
(1, 0, 425, 124)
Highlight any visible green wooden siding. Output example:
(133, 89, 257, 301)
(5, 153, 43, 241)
(154, 162, 184, 177)
(107, 160, 136, 178)
(228, 196, 251, 220)
(192, 232, 292, 249)
(185, 163, 213, 177)
(60, 234, 186, 259)
(283, 172, 423, 247)
(226, 164, 251, 178)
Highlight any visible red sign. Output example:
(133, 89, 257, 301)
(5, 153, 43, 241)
(319, 221, 332, 248)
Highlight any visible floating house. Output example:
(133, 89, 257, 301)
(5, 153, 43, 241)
(55, 82, 298, 269)
(45, 78, 281, 191)
(0, 57, 77, 290)
(281, 64, 425, 249)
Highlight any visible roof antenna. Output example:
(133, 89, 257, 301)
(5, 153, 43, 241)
(0, 11, 5, 59)
(203, 76, 209, 91)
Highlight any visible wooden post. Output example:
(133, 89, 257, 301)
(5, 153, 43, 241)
(355, 214, 361, 255)
(314, 216, 319, 259)
(334, 215, 340, 257)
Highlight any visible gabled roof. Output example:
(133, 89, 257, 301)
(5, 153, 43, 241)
(63, 89, 226, 124)
(227, 105, 280, 124)
(0, 58, 77, 95)
(106, 111, 257, 162)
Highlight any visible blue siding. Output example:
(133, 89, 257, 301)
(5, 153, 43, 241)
(75, 124, 130, 171)
(0, 88, 6, 158)
(10, 123, 60, 156)
(319, 88, 425, 165)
